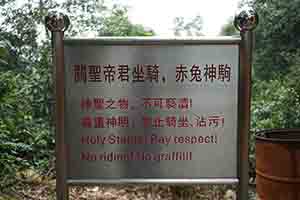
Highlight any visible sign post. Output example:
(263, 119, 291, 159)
(45, 13, 70, 200)
(234, 8, 259, 200)
(45, 8, 258, 200)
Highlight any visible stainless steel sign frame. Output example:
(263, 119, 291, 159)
(45, 8, 258, 200)
(65, 39, 239, 182)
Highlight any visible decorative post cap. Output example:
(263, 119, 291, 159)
(45, 12, 70, 32)
(234, 7, 259, 32)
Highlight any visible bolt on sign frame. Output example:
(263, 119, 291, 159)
(45, 9, 257, 200)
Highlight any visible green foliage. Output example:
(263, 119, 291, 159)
(0, 69, 53, 189)
(0, 0, 58, 60)
(0, 0, 154, 191)
(0, 40, 11, 66)
(2, 0, 299, 191)
(0, 35, 55, 189)
(249, 77, 300, 176)
(219, 17, 239, 36)
(0, 40, 19, 70)
(62, 0, 106, 36)
(63, 1, 154, 37)
(285, 57, 300, 96)
(251, 79, 300, 130)
(252, 0, 300, 80)
(173, 15, 203, 36)
(98, 7, 154, 36)
(234, 0, 300, 177)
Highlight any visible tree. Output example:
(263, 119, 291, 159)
(0, 40, 18, 69)
(251, 0, 300, 80)
(98, 6, 154, 36)
(242, 0, 300, 180)
(0, 0, 154, 191)
(0, 0, 58, 60)
(62, 0, 154, 37)
(173, 15, 204, 36)
(219, 17, 239, 36)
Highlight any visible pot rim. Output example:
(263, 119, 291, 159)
(255, 128, 300, 143)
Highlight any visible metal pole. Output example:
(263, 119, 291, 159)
(234, 8, 258, 200)
(45, 13, 70, 200)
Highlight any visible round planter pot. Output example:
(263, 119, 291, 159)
(256, 129, 300, 200)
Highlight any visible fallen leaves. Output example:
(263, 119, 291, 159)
(1, 170, 259, 200)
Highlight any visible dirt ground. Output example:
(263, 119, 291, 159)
(0, 170, 257, 200)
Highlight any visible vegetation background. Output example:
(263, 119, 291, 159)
(1, 0, 299, 199)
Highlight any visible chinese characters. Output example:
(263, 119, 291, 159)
(74, 64, 160, 83)
(73, 63, 232, 84)
(79, 96, 225, 129)
(176, 64, 231, 82)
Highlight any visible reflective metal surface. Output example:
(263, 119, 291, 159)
(237, 31, 253, 200)
(68, 178, 239, 185)
(45, 8, 259, 199)
(45, 12, 70, 32)
(64, 39, 239, 180)
(45, 13, 70, 200)
(235, 7, 259, 199)
(64, 36, 241, 45)
(234, 7, 259, 32)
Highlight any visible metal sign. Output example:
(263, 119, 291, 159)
(45, 8, 258, 200)
(64, 39, 239, 181)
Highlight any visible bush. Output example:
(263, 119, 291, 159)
(0, 67, 54, 189)
(249, 78, 300, 176)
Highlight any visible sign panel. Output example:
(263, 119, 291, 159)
(64, 38, 239, 181)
